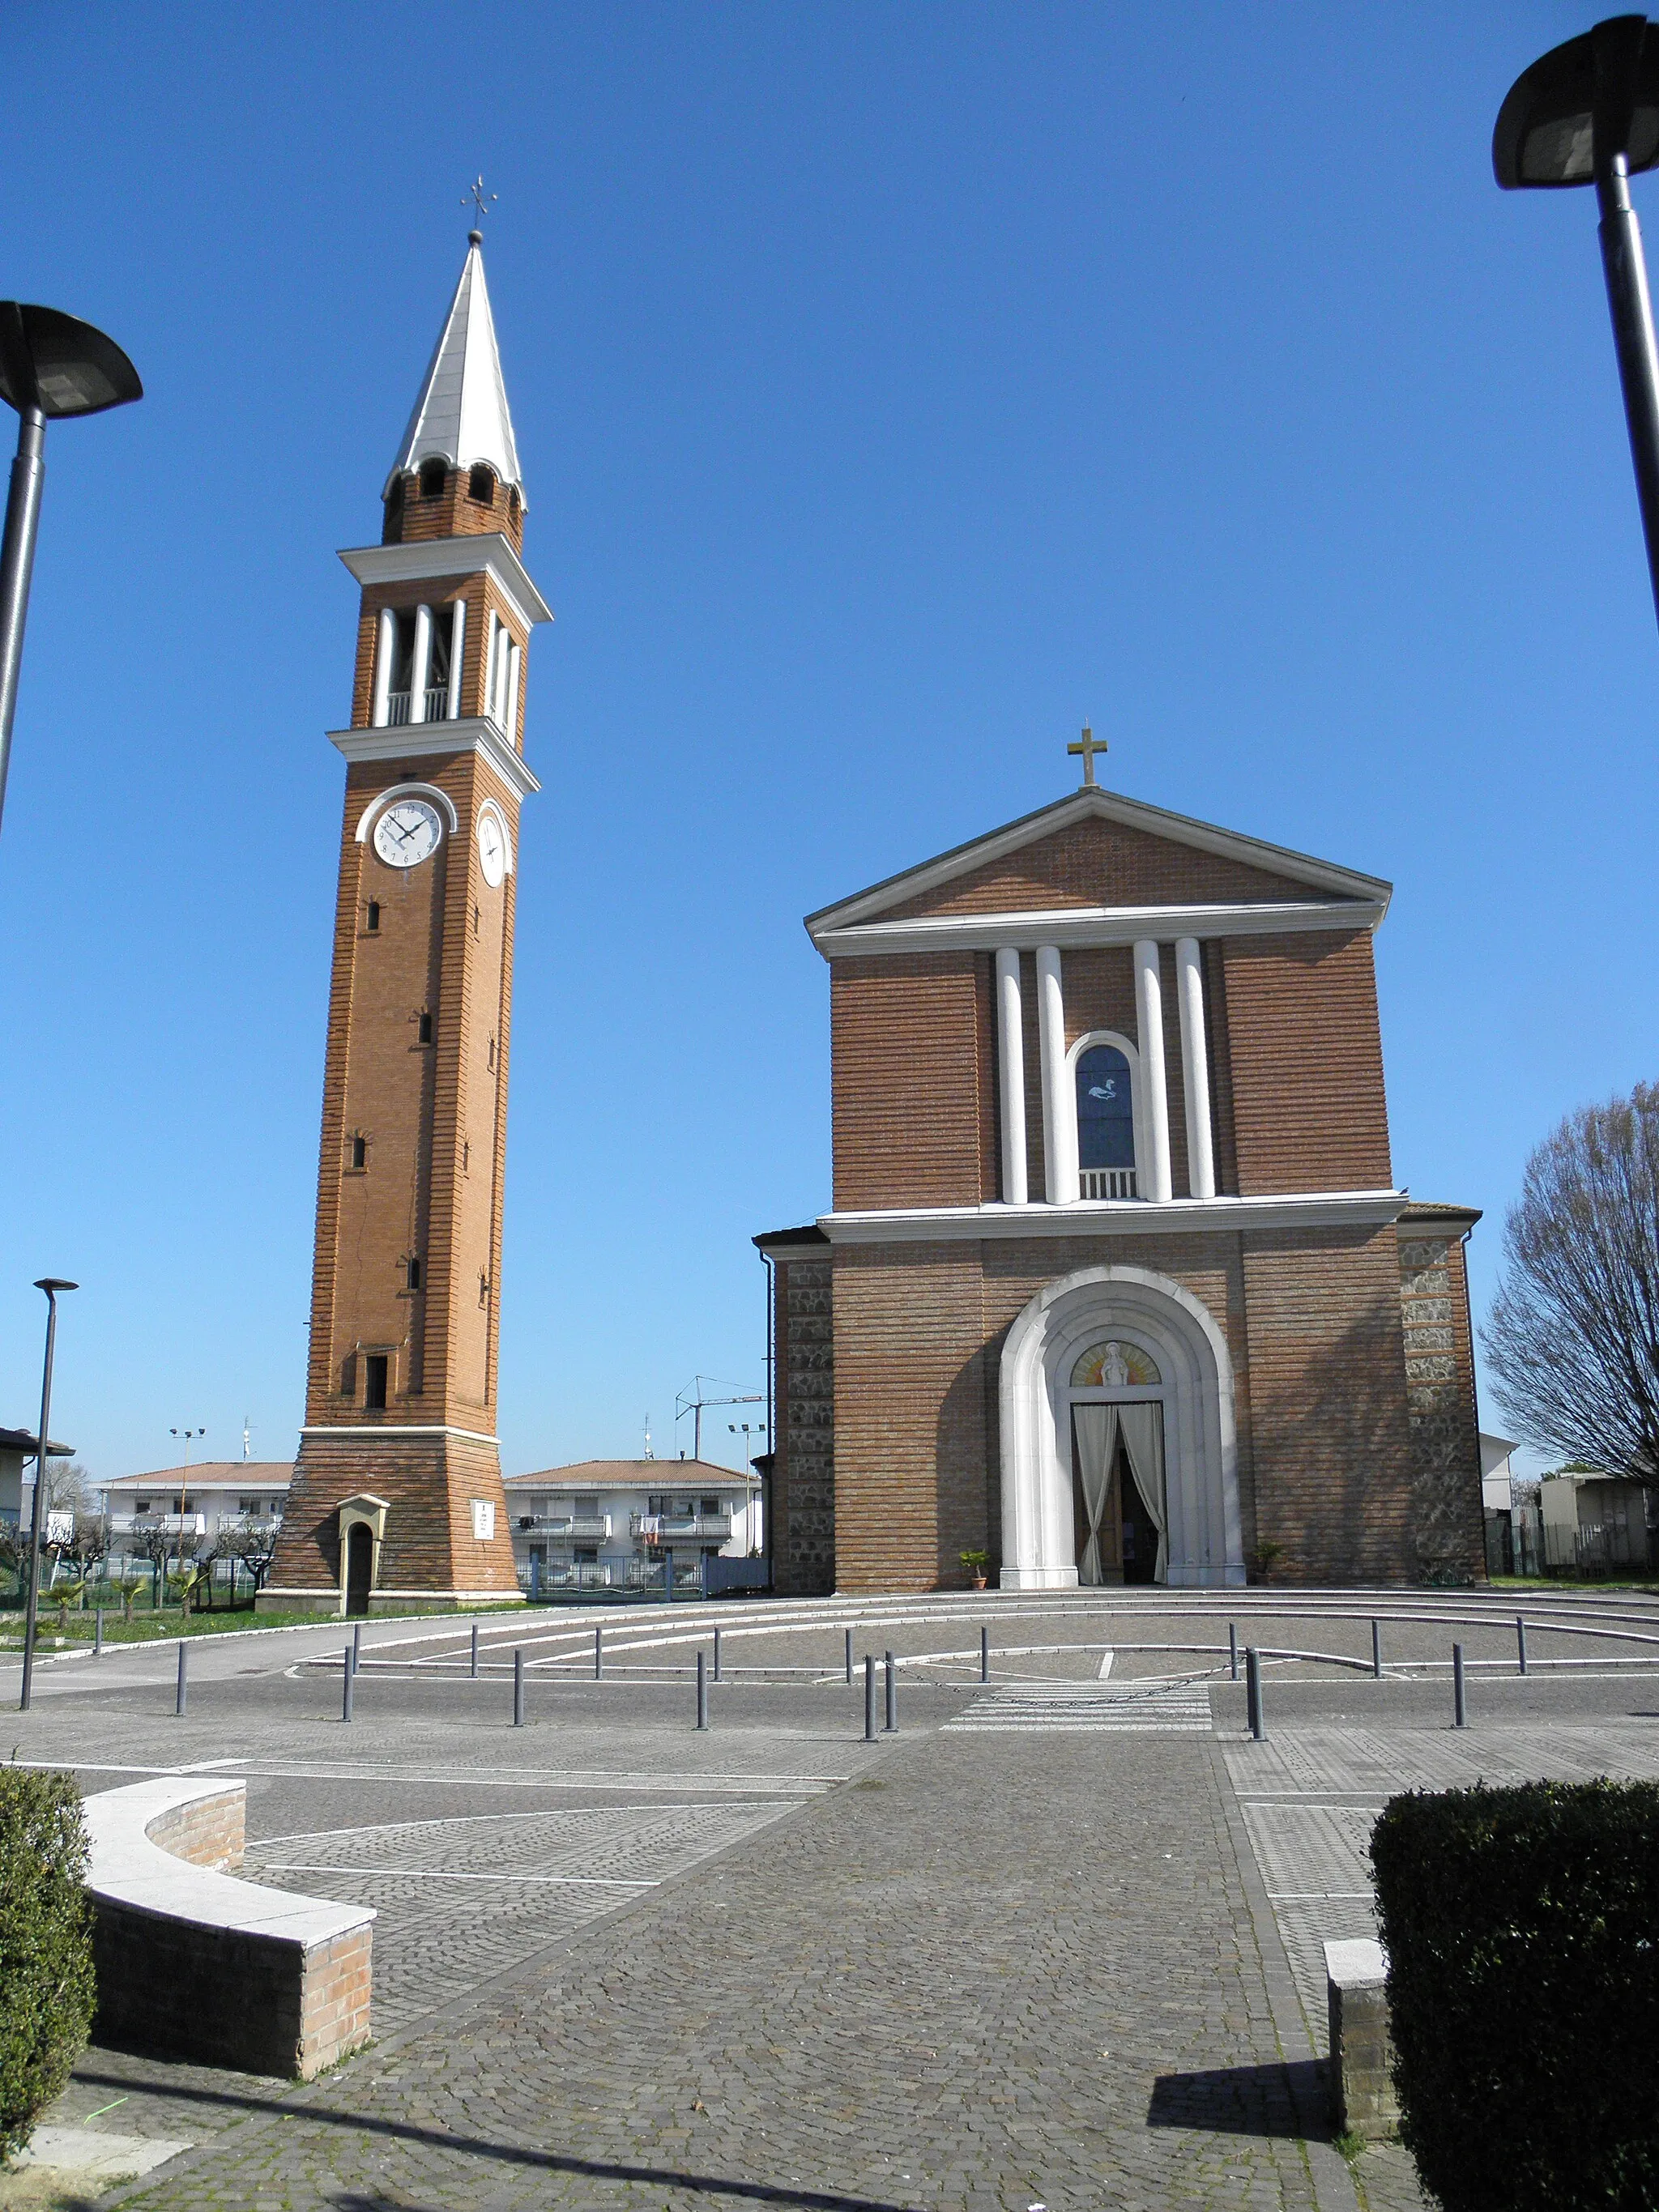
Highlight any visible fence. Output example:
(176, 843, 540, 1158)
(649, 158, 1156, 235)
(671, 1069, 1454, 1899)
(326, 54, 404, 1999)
(1541, 1517, 1654, 1575)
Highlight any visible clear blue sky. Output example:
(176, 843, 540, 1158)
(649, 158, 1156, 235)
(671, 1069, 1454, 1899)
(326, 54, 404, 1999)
(0, 2, 1648, 1483)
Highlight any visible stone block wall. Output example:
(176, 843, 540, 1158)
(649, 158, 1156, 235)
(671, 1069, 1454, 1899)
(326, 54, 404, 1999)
(774, 1255, 835, 1594)
(1397, 1204, 1485, 1580)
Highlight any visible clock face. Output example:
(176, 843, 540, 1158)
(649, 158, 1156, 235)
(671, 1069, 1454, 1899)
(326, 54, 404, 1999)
(476, 810, 507, 889)
(373, 799, 443, 869)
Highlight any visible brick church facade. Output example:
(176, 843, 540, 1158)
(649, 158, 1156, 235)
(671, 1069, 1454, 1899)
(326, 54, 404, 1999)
(757, 775, 1485, 1593)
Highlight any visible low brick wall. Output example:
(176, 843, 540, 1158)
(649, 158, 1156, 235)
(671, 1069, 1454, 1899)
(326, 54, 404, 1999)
(85, 1778, 373, 2081)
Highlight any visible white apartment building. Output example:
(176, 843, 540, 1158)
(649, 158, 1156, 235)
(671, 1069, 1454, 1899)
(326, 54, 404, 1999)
(503, 1458, 763, 1594)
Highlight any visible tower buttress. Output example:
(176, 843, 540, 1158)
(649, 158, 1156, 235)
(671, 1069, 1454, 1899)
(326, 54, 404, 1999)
(262, 234, 551, 1616)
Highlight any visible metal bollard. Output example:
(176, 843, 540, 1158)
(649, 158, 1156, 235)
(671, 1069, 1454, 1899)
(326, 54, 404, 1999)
(514, 1647, 525, 1727)
(176, 1640, 188, 1717)
(1371, 1619, 1383, 1679)
(471, 1622, 480, 1679)
(663, 1547, 674, 1603)
(93, 1609, 103, 1659)
(1245, 1646, 1265, 1741)
(980, 1624, 990, 1684)
(697, 1650, 710, 1730)
(343, 1643, 355, 1723)
(595, 1622, 603, 1680)
(713, 1625, 723, 1683)
(1517, 1616, 1529, 1677)
(864, 1653, 876, 1741)
(884, 1650, 898, 1734)
(1228, 1622, 1239, 1681)
(845, 1626, 854, 1685)
(1453, 1642, 1467, 1728)
(352, 1622, 362, 1676)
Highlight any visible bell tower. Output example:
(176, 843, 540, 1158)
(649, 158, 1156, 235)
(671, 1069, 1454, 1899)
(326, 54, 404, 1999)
(262, 232, 549, 1615)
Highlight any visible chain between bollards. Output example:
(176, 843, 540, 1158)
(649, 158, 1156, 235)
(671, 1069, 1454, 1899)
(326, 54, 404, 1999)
(1245, 1646, 1265, 1741)
(513, 1647, 525, 1728)
(1228, 1622, 1239, 1681)
(1516, 1616, 1528, 1677)
(864, 1652, 876, 1741)
(883, 1649, 898, 1734)
(980, 1624, 990, 1684)
(1371, 1619, 1383, 1678)
(471, 1622, 480, 1679)
(844, 1626, 853, 1685)
(1453, 1641, 1467, 1729)
(175, 1639, 188, 1717)
(342, 1643, 354, 1723)
(713, 1625, 722, 1683)
(697, 1650, 710, 1730)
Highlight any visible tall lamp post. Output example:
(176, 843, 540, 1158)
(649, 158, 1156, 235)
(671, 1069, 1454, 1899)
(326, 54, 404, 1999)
(1495, 15, 1659, 629)
(0, 302, 141, 839)
(19, 1278, 76, 1712)
(169, 1425, 204, 1601)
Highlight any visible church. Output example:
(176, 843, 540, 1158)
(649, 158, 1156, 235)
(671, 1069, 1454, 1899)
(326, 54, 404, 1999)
(757, 742, 1485, 1592)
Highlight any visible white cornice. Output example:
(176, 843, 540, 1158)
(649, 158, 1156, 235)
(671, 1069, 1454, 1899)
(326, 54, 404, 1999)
(812, 897, 1384, 961)
(329, 718, 540, 800)
(339, 535, 552, 631)
(817, 1189, 1410, 1244)
(805, 786, 1392, 935)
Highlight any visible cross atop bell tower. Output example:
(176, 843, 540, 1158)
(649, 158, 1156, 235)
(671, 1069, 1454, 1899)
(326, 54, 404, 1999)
(262, 235, 552, 1619)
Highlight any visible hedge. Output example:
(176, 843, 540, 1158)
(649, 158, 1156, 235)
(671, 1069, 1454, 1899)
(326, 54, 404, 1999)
(1371, 1779, 1659, 2212)
(0, 1771, 96, 2162)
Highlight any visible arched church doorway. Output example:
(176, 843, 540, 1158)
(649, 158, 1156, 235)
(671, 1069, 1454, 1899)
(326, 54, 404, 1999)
(999, 1263, 1246, 1589)
(344, 1522, 373, 1617)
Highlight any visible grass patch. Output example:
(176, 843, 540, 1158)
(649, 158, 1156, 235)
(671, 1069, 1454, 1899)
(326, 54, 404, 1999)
(0, 1601, 517, 1649)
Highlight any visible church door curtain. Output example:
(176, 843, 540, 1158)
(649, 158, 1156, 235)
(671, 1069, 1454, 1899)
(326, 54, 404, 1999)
(1000, 1263, 1245, 1590)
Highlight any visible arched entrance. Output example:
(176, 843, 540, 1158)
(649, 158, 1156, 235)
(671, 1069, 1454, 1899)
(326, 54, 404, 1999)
(999, 1263, 1245, 1589)
(344, 1523, 373, 1617)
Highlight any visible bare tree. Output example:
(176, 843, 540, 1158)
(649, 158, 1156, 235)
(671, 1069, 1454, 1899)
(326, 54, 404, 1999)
(1483, 1080, 1659, 1481)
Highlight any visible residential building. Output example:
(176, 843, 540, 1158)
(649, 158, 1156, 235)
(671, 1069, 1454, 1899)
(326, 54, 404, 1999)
(1540, 1464, 1654, 1573)
(503, 1460, 763, 1593)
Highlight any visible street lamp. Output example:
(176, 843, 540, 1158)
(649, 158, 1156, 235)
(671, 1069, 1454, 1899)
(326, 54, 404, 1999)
(19, 1278, 76, 1712)
(0, 302, 141, 839)
(1495, 15, 1659, 628)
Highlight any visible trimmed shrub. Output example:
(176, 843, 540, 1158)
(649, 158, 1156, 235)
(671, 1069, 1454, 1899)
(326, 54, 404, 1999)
(1371, 1779, 1659, 2212)
(0, 1771, 96, 2162)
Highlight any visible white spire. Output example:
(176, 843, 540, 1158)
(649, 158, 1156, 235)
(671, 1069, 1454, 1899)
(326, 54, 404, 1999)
(387, 236, 522, 501)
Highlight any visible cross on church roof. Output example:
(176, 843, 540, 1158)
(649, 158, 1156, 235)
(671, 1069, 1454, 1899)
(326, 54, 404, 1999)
(463, 175, 497, 237)
(1068, 723, 1107, 787)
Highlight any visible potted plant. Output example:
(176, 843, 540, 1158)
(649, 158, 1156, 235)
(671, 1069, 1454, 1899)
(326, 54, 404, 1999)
(959, 1548, 990, 1591)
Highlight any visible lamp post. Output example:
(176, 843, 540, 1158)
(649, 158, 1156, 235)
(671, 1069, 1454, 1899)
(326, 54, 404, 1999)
(1495, 15, 1659, 629)
(169, 1426, 204, 1600)
(0, 303, 141, 841)
(19, 1278, 76, 1712)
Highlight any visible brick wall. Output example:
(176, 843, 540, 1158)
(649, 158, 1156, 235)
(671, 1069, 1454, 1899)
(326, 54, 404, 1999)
(147, 1788, 244, 1873)
(882, 814, 1316, 919)
(268, 1428, 521, 1602)
(831, 954, 987, 1210)
(1397, 1211, 1486, 1579)
(1223, 931, 1392, 1194)
(382, 463, 526, 552)
(772, 1257, 835, 1595)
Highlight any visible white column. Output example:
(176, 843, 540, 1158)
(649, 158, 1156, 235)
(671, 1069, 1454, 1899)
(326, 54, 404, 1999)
(446, 599, 467, 720)
(995, 948, 1028, 1205)
(1134, 939, 1173, 1203)
(1175, 936, 1216, 1200)
(505, 639, 522, 744)
(484, 610, 501, 723)
(1036, 945, 1077, 1204)
(372, 607, 396, 727)
(493, 625, 511, 727)
(409, 603, 433, 724)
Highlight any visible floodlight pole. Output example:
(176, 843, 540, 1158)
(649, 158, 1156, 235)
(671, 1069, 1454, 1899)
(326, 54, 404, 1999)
(0, 406, 45, 837)
(1597, 145, 1659, 623)
(19, 1279, 74, 1712)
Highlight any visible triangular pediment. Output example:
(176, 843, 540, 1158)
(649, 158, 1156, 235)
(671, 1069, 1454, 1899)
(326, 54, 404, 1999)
(806, 786, 1389, 940)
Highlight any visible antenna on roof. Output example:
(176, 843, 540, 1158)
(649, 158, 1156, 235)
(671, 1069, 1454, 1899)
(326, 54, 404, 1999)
(241, 1415, 253, 1463)
(643, 1413, 654, 1462)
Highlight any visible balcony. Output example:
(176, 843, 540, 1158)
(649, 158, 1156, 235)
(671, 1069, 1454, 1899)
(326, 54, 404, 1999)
(109, 1513, 207, 1539)
(386, 690, 412, 725)
(517, 1513, 612, 1542)
(1080, 1168, 1137, 1200)
(213, 1513, 284, 1539)
(384, 689, 453, 727)
(423, 685, 450, 721)
(631, 1512, 732, 1545)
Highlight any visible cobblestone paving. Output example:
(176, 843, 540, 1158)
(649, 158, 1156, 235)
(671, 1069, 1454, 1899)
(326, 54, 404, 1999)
(100, 1725, 1346, 2212)
(946, 1679, 1214, 1732)
(244, 1801, 808, 2035)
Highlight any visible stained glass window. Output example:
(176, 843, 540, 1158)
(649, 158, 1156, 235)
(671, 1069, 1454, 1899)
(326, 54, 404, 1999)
(1077, 1044, 1134, 1169)
(1071, 1339, 1161, 1387)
